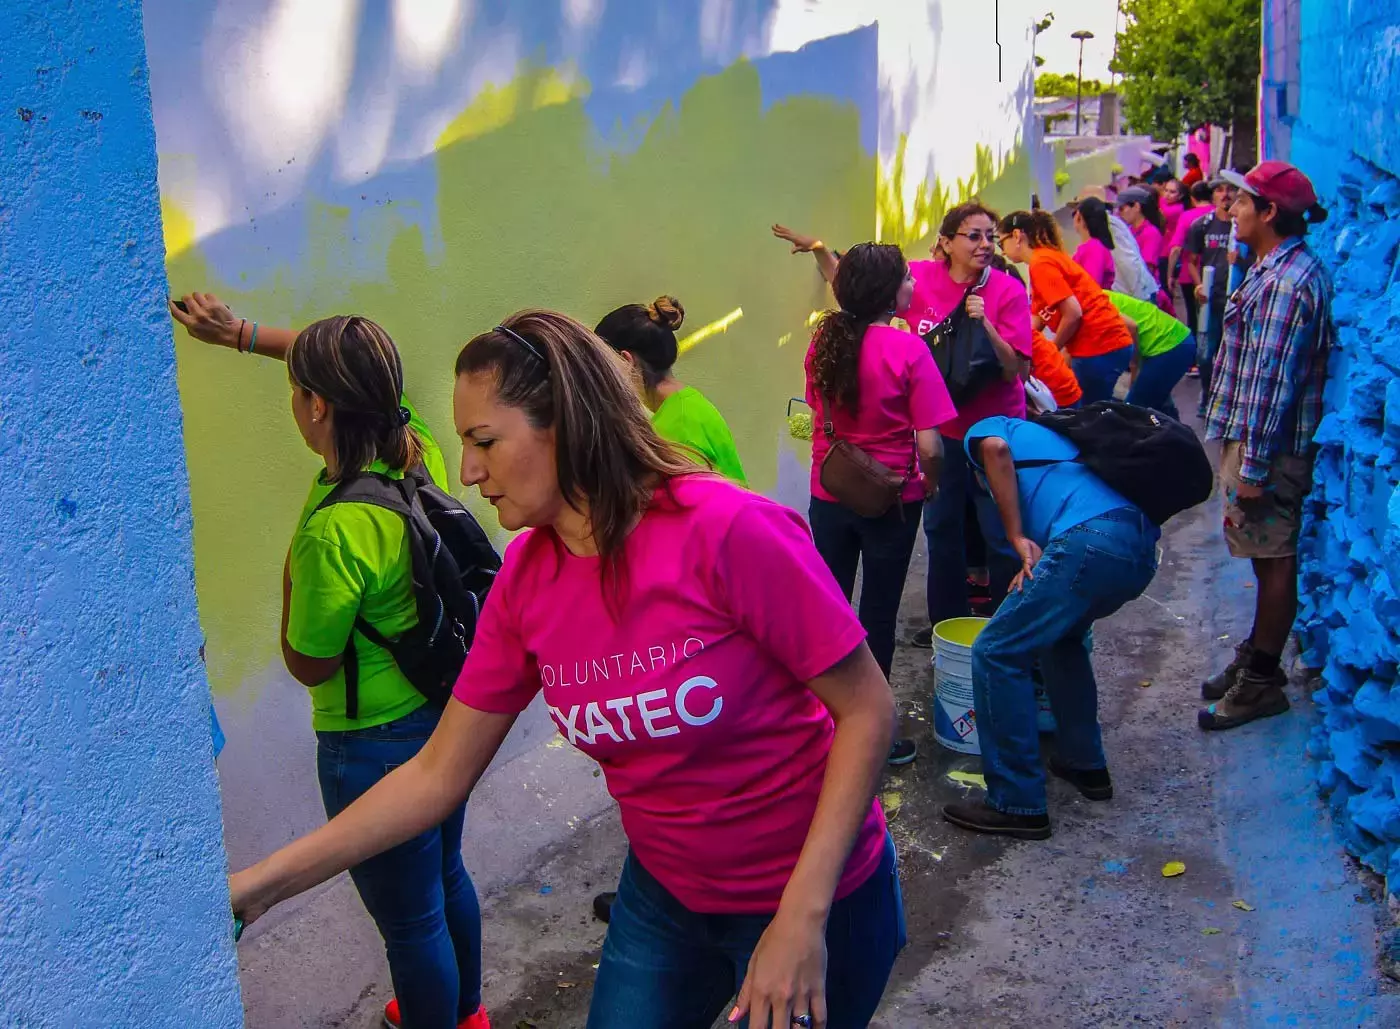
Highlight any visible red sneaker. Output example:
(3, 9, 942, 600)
(384, 999, 491, 1029)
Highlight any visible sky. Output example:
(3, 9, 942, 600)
(1033, 0, 1124, 82)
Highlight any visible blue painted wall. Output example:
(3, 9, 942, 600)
(0, 1, 243, 1024)
(1273, 0, 1400, 895)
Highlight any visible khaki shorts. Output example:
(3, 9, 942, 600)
(1219, 441, 1314, 559)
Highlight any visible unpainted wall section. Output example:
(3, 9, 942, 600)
(0, 1, 241, 1025)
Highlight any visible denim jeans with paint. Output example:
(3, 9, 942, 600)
(809, 498, 922, 678)
(586, 833, 906, 1029)
(317, 703, 482, 1028)
(923, 435, 1018, 627)
(1071, 347, 1132, 405)
(971, 508, 1159, 815)
(1124, 337, 1196, 420)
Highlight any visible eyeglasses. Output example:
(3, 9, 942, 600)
(954, 231, 998, 244)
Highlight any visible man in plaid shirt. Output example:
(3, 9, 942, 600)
(1198, 161, 1334, 730)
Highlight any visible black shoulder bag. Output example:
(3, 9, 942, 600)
(922, 268, 1006, 408)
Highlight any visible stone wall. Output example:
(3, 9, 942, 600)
(1283, 0, 1400, 894)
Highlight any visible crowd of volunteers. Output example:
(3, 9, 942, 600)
(184, 148, 1332, 1028)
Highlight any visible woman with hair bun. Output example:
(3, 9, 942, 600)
(595, 295, 747, 485)
(169, 293, 488, 1029)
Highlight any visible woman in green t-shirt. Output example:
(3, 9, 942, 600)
(171, 294, 488, 1029)
(594, 296, 748, 486)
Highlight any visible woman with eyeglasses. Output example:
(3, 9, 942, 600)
(998, 210, 1134, 406)
(774, 204, 1033, 650)
(228, 310, 908, 1029)
(169, 295, 488, 1029)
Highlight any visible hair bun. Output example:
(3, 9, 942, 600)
(1306, 203, 1329, 225)
(647, 295, 685, 332)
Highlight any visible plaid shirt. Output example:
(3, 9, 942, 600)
(1204, 236, 1334, 485)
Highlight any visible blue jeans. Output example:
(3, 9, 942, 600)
(317, 704, 482, 1028)
(1124, 337, 1195, 419)
(810, 498, 922, 678)
(1197, 305, 1225, 413)
(971, 509, 1160, 815)
(1071, 347, 1132, 405)
(924, 436, 1017, 626)
(587, 834, 906, 1029)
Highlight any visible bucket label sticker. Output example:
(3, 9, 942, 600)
(952, 712, 976, 739)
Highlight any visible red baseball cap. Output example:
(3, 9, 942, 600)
(1221, 161, 1322, 216)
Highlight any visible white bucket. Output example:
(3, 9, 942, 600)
(932, 617, 987, 754)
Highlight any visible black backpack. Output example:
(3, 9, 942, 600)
(313, 468, 501, 719)
(1017, 401, 1213, 526)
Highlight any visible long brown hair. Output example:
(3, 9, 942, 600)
(810, 242, 906, 412)
(454, 310, 699, 608)
(999, 209, 1062, 250)
(288, 315, 424, 482)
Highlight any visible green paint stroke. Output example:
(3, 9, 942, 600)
(164, 60, 874, 694)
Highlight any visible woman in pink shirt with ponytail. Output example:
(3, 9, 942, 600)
(229, 311, 906, 1029)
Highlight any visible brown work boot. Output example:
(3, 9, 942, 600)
(1197, 670, 1290, 731)
(1202, 641, 1253, 700)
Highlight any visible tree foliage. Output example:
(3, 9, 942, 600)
(1035, 72, 1107, 97)
(1112, 0, 1261, 144)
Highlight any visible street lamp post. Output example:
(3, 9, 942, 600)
(1072, 29, 1095, 136)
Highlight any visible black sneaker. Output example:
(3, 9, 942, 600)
(911, 626, 934, 649)
(1049, 758, 1113, 801)
(888, 738, 918, 766)
(943, 801, 1052, 840)
(592, 892, 615, 924)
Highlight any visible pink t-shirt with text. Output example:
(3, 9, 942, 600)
(806, 324, 957, 504)
(453, 475, 888, 914)
(905, 260, 1033, 439)
(1072, 238, 1116, 290)
(1169, 205, 1212, 283)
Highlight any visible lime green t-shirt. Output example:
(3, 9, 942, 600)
(1107, 291, 1191, 358)
(286, 401, 447, 732)
(652, 386, 747, 486)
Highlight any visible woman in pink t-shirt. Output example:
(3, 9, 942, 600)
(775, 204, 1033, 643)
(1168, 179, 1214, 330)
(805, 243, 954, 738)
(1070, 196, 1117, 290)
(229, 312, 905, 1029)
(1116, 187, 1166, 284)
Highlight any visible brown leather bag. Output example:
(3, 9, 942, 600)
(818, 400, 909, 518)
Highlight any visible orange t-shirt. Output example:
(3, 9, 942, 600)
(1031, 334, 1083, 407)
(1028, 247, 1134, 359)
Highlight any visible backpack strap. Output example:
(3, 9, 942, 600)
(310, 472, 422, 722)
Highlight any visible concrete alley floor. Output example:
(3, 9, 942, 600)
(247, 382, 1400, 1028)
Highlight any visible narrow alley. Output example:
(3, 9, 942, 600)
(244, 385, 1400, 1029)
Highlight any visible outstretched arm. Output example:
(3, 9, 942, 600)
(772, 224, 839, 284)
